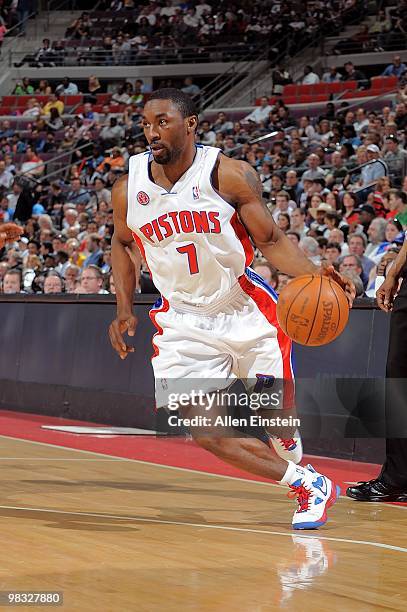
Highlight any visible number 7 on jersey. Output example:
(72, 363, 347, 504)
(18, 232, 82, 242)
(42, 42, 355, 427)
(176, 243, 199, 275)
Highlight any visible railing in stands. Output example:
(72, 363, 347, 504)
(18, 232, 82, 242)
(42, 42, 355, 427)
(7, 43, 265, 69)
(323, 32, 407, 55)
(192, 42, 273, 112)
(238, 2, 370, 106)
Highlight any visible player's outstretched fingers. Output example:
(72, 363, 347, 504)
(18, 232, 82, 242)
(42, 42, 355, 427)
(109, 320, 132, 359)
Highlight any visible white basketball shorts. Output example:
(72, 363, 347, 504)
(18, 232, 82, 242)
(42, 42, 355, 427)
(149, 267, 294, 409)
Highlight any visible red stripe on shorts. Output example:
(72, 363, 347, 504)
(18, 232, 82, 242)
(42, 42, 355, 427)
(149, 297, 170, 359)
(239, 275, 295, 409)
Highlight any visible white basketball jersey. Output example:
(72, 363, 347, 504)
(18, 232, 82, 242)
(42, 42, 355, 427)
(127, 145, 254, 305)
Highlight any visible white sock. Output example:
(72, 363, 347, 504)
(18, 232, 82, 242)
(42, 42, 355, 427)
(279, 461, 306, 485)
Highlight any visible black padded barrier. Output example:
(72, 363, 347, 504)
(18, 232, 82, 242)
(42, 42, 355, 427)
(0, 295, 391, 462)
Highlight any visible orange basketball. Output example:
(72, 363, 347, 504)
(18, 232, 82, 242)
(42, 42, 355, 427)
(276, 274, 349, 346)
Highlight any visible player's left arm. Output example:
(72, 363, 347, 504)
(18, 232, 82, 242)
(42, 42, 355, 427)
(217, 157, 355, 304)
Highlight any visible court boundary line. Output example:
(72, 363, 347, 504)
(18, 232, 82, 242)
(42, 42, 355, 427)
(0, 503, 405, 554)
(1, 434, 406, 512)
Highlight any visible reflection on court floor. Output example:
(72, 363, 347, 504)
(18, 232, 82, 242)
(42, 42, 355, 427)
(0, 412, 406, 611)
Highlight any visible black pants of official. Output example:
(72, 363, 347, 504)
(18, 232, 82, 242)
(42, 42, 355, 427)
(380, 277, 407, 488)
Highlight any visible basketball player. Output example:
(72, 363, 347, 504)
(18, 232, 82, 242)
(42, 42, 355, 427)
(0, 223, 23, 248)
(109, 89, 355, 529)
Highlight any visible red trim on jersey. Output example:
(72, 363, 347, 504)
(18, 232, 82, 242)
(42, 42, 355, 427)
(149, 297, 170, 359)
(132, 231, 153, 276)
(230, 211, 254, 266)
(238, 275, 295, 409)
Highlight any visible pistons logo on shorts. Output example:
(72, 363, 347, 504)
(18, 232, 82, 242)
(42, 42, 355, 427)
(137, 191, 150, 205)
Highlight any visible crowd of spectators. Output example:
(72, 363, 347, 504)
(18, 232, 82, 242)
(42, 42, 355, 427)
(331, 1, 407, 54)
(0, 68, 406, 297)
(12, 0, 364, 67)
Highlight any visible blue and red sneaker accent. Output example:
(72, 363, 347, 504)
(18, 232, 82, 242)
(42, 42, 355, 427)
(270, 429, 303, 464)
(289, 464, 341, 530)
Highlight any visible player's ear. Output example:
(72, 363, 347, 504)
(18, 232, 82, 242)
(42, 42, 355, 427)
(187, 115, 198, 133)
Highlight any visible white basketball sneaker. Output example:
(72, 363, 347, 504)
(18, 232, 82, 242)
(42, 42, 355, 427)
(269, 429, 303, 464)
(288, 464, 340, 530)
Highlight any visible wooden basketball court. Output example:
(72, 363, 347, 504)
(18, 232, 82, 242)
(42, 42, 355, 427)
(1, 430, 406, 611)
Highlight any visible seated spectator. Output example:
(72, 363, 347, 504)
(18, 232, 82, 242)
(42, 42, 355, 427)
(300, 236, 320, 264)
(45, 107, 63, 133)
(359, 144, 387, 188)
(325, 241, 342, 265)
(242, 97, 272, 124)
(212, 112, 233, 135)
(309, 202, 333, 236)
(356, 204, 376, 234)
(83, 234, 104, 268)
(36, 79, 52, 95)
(0, 160, 14, 189)
(96, 147, 125, 174)
(89, 178, 111, 209)
(301, 65, 320, 85)
(2, 269, 22, 294)
(63, 264, 81, 292)
(43, 271, 64, 294)
(338, 254, 365, 292)
(341, 192, 359, 225)
(301, 154, 326, 181)
(252, 259, 278, 289)
(394, 103, 407, 130)
(366, 217, 390, 262)
(55, 77, 79, 96)
(99, 118, 125, 147)
(284, 170, 302, 203)
(112, 83, 131, 105)
(325, 152, 348, 188)
(198, 120, 216, 146)
(22, 98, 42, 119)
(20, 147, 45, 178)
(290, 208, 308, 238)
(382, 55, 407, 79)
(387, 189, 407, 227)
(181, 77, 200, 97)
(277, 212, 290, 233)
(342, 61, 367, 86)
(84, 75, 102, 102)
(13, 77, 34, 95)
(66, 178, 90, 206)
(348, 233, 375, 279)
(383, 136, 407, 187)
(77, 264, 108, 294)
(42, 94, 64, 117)
(271, 190, 295, 223)
(322, 67, 341, 83)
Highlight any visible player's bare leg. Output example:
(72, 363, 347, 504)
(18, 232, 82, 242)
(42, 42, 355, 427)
(178, 398, 340, 530)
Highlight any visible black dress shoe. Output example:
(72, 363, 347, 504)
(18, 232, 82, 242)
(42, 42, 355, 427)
(346, 478, 407, 502)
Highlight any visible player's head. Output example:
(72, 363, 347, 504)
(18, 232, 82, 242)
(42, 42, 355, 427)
(142, 88, 198, 165)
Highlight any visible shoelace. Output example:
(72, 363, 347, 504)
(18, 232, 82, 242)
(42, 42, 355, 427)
(288, 483, 312, 512)
(279, 438, 296, 451)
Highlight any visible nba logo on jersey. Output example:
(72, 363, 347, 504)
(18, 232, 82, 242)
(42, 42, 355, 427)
(192, 185, 200, 200)
(137, 191, 150, 205)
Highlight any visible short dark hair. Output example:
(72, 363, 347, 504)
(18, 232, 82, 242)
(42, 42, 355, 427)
(147, 88, 198, 119)
(326, 241, 342, 252)
(395, 190, 407, 204)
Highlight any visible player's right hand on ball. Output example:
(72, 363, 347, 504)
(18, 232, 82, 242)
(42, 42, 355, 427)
(108, 314, 138, 359)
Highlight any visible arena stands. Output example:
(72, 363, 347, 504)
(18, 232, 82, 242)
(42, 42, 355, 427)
(8, 1, 365, 67)
(0, 0, 406, 297)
